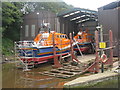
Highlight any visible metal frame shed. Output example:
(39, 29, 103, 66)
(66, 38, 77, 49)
(57, 8, 98, 36)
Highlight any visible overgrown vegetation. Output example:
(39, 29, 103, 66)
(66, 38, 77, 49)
(2, 38, 14, 56)
(1, 1, 73, 56)
(2, 2, 23, 56)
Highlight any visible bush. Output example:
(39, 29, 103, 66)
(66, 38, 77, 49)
(2, 38, 14, 56)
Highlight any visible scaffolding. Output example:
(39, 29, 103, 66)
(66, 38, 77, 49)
(14, 41, 34, 71)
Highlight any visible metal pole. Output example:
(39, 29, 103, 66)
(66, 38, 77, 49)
(100, 25, 104, 73)
(95, 30, 99, 73)
(14, 42, 16, 66)
(100, 25, 103, 43)
(109, 30, 113, 68)
(37, 12, 39, 33)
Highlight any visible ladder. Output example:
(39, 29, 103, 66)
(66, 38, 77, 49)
(14, 42, 34, 71)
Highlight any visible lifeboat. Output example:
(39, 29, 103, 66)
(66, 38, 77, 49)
(16, 31, 71, 66)
(74, 28, 93, 53)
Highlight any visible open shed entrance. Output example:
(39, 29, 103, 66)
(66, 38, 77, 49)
(57, 8, 98, 36)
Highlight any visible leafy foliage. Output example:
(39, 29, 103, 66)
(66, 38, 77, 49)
(21, 1, 73, 14)
(34, 2, 73, 14)
(2, 38, 14, 56)
(2, 2, 23, 56)
(2, 2, 22, 33)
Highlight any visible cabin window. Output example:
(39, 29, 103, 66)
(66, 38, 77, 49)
(78, 36, 82, 39)
(25, 25, 29, 37)
(65, 35, 68, 39)
(60, 35, 68, 38)
(31, 25, 35, 37)
(56, 35, 59, 38)
(60, 35, 62, 38)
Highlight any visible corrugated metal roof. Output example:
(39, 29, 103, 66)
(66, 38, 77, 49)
(57, 8, 97, 16)
(99, 0, 120, 10)
(57, 8, 98, 24)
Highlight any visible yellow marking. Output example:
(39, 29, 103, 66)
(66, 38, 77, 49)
(99, 42, 106, 48)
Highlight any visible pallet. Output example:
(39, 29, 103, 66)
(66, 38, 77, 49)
(41, 59, 97, 79)
(41, 64, 85, 79)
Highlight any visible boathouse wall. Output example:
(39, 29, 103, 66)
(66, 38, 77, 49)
(20, 11, 58, 40)
(98, 1, 120, 56)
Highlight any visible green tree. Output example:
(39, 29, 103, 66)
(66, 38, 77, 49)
(2, 2, 23, 56)
(35, 2, 72, 13)
(21, 1, 73, 14)
(2, 2, 23, 40)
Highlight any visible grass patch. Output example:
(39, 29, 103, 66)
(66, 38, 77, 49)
(91, 78, 118, 88)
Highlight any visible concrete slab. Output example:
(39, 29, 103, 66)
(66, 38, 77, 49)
(64, 71, 118, 88)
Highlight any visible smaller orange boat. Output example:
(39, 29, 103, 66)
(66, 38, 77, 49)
(74, 28, 94, 53)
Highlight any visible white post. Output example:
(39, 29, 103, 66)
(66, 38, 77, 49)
(100, 25, 104, 54)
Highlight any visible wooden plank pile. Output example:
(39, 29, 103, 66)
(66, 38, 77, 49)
(41, 63, 87, 79)
(40, 58, 104, 79)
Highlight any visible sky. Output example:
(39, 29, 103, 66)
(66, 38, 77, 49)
(63, 0, 116, 11)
